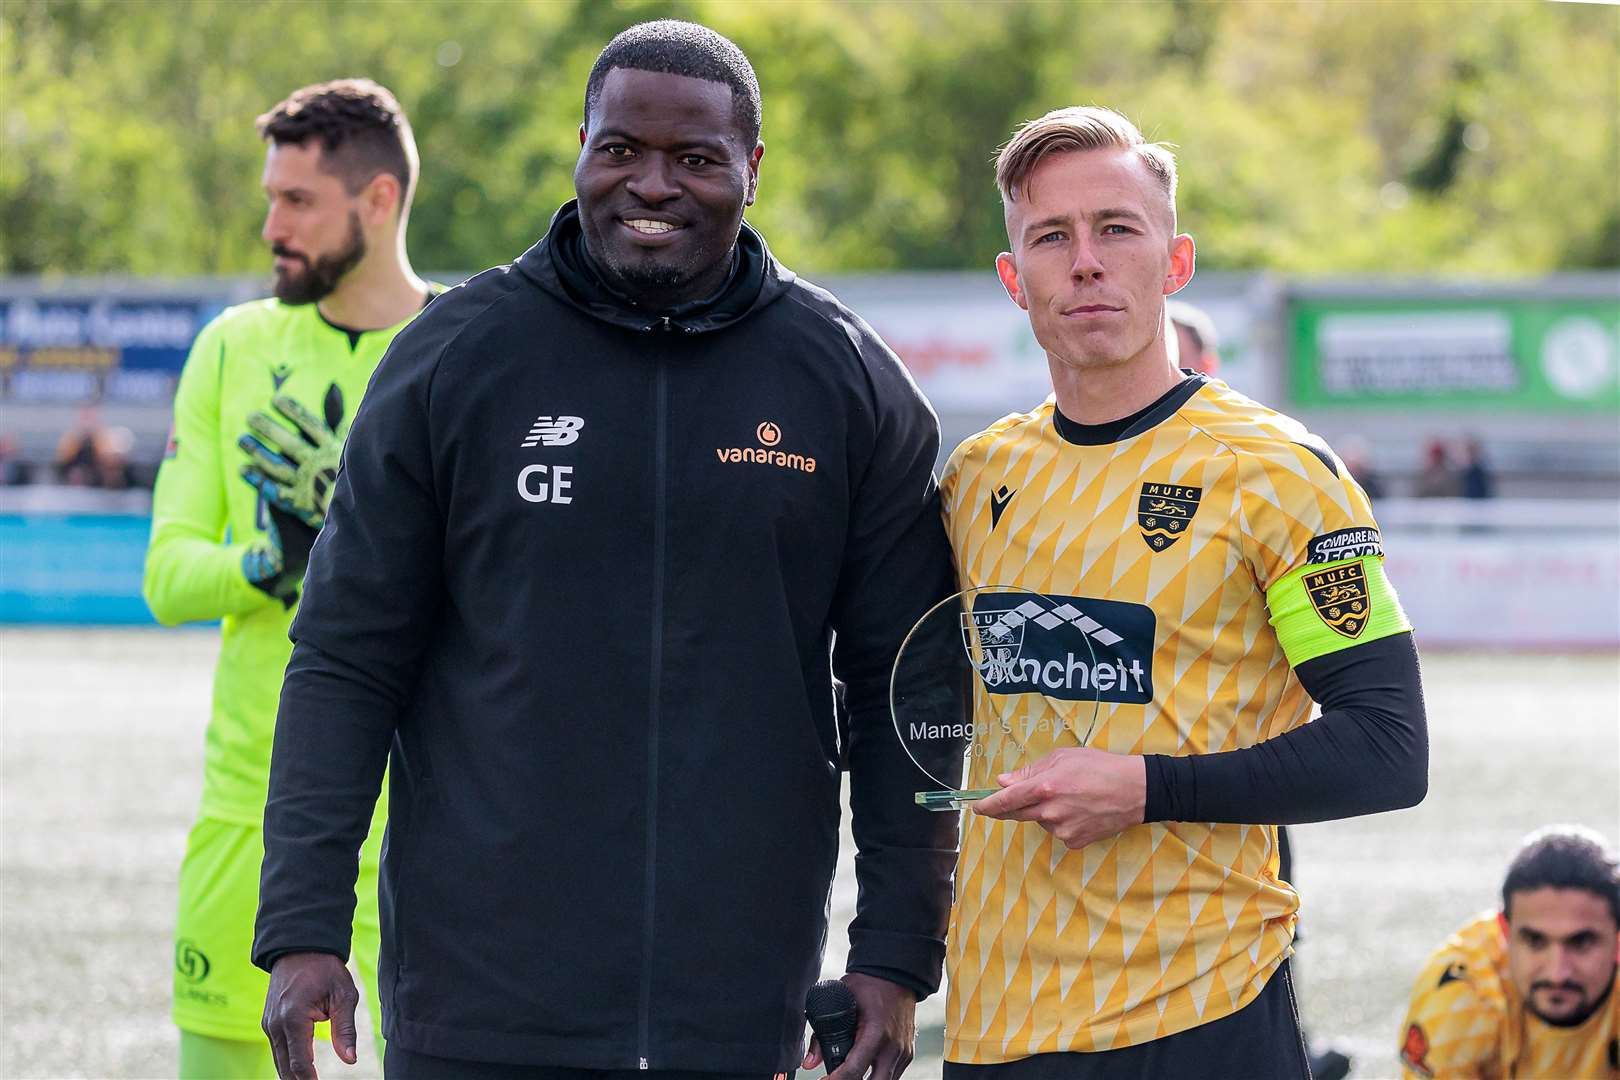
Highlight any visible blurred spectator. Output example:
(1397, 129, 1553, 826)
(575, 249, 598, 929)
(1167, 299, 1220, 375)
(0, 433, 33, 486)
(1459, 436, 1495, 499)
(1413, 436, 1462, 498)
(54, 405, 103, 485)
(1338, 436, 1387, 501)
(93, 425, 140, 489)
(53, 406, 139, 489)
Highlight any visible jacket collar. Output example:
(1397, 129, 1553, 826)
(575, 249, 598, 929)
(516, 200, 793, 334)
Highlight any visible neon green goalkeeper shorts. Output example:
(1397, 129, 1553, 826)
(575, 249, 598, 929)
(172, 815, 384, 1043)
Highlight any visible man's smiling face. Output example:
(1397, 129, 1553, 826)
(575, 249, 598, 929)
(574, 67, 762, 310)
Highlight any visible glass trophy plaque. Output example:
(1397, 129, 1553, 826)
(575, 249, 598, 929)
(890, 586, 1103, 811)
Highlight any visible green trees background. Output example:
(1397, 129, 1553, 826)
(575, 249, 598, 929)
(3, 0, 1616, 278)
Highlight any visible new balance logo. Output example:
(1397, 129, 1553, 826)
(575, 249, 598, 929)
(522, 415, 584, 448)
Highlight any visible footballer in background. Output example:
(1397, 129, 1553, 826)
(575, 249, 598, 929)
(144, 79, 435, 1079)
(1400, 826, 1620, 1079)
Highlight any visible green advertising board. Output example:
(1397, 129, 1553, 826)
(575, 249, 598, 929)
(1290, 297, 1619, 410)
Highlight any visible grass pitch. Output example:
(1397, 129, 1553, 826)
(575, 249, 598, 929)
(2, 628, 1615, 1079)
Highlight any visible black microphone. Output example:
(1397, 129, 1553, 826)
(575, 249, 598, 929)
(804, 978, 859, 1073)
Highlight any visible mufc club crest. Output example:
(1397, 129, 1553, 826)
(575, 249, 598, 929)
(1137, 481, 1202, 551)
(1303, 561, 1372, 638)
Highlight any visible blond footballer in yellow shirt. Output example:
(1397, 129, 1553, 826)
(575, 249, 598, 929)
(1401, 827, 1620, 1079)
(938, 107, 1429, 1080)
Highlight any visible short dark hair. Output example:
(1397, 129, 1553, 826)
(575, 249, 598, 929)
(1502, 826, 1620, 926)
(256, 78, 418, 210)
(584, 21, 762, 145)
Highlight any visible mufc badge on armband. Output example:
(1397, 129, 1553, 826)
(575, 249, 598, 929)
(1137, 481, 1201, 551)
(1303, 561, 1371, 638)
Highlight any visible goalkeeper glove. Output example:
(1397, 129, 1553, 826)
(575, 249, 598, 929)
(239, 503, 319, 608)
(238, 385, 345, 606)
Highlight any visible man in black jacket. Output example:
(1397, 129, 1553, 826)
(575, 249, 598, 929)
(252, 20, 959, 1080)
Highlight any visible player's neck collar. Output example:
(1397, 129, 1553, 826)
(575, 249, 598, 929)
(1052, 371, 1207, 446)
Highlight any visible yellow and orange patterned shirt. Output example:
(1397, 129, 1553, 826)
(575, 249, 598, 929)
(1401, 911, 1620, 1079)
(939, 375, 1410, 1061)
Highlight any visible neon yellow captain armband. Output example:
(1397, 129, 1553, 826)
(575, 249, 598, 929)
(1266, 555, 1411, 667)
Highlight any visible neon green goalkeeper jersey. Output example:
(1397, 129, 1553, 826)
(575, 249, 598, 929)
(145, 297, 425, 825)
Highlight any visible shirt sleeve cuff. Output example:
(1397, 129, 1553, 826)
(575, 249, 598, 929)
(847, 929, 945, 999)
(1143, 753, 1196, 823)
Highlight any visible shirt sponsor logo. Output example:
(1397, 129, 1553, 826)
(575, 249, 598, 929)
(1436, 960, 1468, 988)
(1138, 481, 1201, 551)
(970, 592, 1154, 704)
(989, 484, 1017, 531)
(715, 420, 817, 474)
(175, 939, 211, 983)
(1303, 561, 1371, 638)
(1308, 527, 1383, 563)
(522, 415, 584, 448)
(270, 363, 292, 390)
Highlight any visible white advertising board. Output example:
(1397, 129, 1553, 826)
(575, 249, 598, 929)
(1385, 532, 1620, 649)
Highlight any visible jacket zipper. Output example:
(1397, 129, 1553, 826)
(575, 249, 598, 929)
(638, 337, 671, 1068)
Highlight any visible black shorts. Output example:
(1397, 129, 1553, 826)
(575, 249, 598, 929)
(942, 960, 1311, 1080)
(383, 1046, 791, 1080)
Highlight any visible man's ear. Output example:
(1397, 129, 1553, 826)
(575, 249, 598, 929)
(1163, 233, 1196, 295)
(996, 252, 1027, 311)
(744, 142, 764, 208)
(363, 173, 402, 225)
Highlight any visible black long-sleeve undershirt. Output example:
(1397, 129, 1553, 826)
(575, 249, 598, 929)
(1142, 631, 1428, 825)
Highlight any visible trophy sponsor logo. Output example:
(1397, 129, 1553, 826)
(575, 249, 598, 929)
(1307, 527, 1383, 563)
(968, 592, 1154, 704)
(522, 415, 584, 448)
(1137, 481, 1202, 551)
(1303, 561, 1371, 638)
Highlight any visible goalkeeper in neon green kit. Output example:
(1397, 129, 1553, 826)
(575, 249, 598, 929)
(144, 79, 436, 1079)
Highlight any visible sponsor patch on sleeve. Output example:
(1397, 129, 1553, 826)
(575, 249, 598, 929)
(1308, 526, 1383, 563)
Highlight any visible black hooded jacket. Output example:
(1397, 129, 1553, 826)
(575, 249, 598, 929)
(252, 203, 960, 1071)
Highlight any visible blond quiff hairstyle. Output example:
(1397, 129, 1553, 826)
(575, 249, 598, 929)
(995, 106, 1178, 226)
